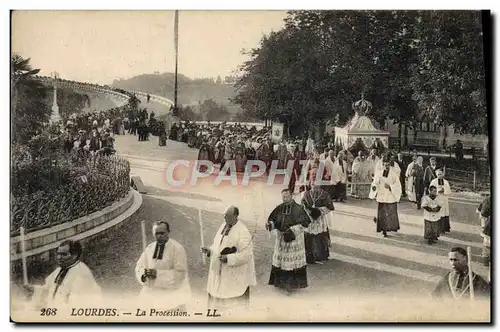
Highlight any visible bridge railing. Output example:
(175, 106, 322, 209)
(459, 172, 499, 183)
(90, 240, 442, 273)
(129, 90, 174, 108)
(181, 120, 267, 130)
(35, 76, 131, 107)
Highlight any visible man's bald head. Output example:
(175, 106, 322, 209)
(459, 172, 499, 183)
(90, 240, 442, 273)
(224, 205, 239, 225)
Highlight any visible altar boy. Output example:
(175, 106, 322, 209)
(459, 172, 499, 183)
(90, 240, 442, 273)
(421, 186, 443, 245)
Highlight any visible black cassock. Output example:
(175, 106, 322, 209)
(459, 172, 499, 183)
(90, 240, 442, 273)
(432, 271, 490, 300)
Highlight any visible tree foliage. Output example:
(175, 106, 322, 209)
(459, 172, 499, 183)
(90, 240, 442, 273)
(11, 54, 51, 143)
(200, 99, 230, 121)
(179, 105, 202, 121)
(233, 10, 488, 135)
(56, 88, 91, 119)
(408, 11, 487, 134)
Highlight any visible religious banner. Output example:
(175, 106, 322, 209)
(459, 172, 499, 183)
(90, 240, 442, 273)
(271, 123, 284, 143)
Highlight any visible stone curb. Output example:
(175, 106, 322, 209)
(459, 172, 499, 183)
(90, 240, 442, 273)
(10, 188, 143, 262)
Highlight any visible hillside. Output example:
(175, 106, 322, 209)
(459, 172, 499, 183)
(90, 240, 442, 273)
(112, 73, 243, 115)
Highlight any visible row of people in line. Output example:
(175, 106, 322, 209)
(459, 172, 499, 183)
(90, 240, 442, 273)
(21, 178, 489, 314)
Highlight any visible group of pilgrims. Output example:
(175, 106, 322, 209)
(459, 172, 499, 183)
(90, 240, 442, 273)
(44, 107, 125, 160)
(45, 97, 170, 160)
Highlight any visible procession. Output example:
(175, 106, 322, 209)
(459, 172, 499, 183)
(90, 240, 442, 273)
(11, 10, 492, 322)
(14, 101, 491, 316)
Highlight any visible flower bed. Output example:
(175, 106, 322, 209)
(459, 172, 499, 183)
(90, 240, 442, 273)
(10, 155, 130, 236)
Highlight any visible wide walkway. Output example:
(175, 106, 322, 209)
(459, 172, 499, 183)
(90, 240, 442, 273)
(75, 133, 489, 318)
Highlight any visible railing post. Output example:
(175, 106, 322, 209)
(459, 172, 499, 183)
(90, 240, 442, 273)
(473, 171, 476, 190)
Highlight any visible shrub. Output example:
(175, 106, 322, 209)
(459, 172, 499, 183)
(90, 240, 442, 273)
(10, 155, 130, 236)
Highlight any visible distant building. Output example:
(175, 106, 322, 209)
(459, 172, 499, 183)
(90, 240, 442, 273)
(383, 119, 488, 151)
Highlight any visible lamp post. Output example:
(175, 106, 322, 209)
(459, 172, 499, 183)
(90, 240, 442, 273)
(50, 71, 62, 123)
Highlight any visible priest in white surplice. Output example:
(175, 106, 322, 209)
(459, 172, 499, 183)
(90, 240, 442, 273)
(201, 206, 256, 311)
(135, 221, 191, 310)
(370, 158, 402, 237)
(430, 169, 452, 234)
(305, 136, 315, 155)
(23, 240, 101, 308)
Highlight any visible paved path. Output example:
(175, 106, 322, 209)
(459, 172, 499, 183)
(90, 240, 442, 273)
(81, 135, 489, 299)
(11, 92, 490, 321)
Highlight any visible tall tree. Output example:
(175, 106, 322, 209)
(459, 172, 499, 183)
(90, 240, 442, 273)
(233, 26, 333, 135)
(234, 10, 488, 138)
(409, 11, 487, 135)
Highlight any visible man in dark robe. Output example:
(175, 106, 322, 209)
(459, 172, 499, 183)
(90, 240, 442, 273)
(302, 177, 335, 264)
(169, 123, 178, 141)
(89, 129, 101, 154)
(432, 247, 490, 300)
(412, 156, 425, 209)
(197, 139, 214, 173)
(421, 185, 442, 244)
(234, 142, 247, 173)
(287, 147, 302, 194)
(267, 189, 311, 293)
(245, 144, 256, 165)
(423, 156, 438, 195)
(396, 153, 407, 197)
(63, 129, 74, 154)
(101, 132, 115, 156)
(259, 139, 274, 174)
(158, 122, 167, 147)
(276, 142, 288, 169)
(454, 140, 464, 160)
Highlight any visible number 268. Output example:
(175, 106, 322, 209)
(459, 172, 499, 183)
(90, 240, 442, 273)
(40, 308, 57, 316)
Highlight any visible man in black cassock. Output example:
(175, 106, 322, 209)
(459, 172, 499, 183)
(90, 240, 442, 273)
(432, 247, 490, 300)
(267, 189, 311, 293)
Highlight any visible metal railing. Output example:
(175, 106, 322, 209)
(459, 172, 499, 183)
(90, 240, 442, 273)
(10, 155, 131, 237)
(445, 167, 490, 191)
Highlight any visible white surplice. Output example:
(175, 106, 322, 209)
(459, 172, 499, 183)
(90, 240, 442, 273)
(430, 178, 451, 218)
(305, 138, 315, 155)
(33, 261, 101, 308)
(365, 155, 380, 177)
(135, 239, 191, 309)
(207, 221, 256, 299)
(369, 168, 402, 203)
(421, 195, 444, 222)
(405, 161, 417, 201)
(330, 159, 347, 185)
(375, 159, 401, 176)
(323, 157, 335, 181)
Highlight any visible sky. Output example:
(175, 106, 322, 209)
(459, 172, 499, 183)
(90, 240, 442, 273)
(11, 10, 287, 84)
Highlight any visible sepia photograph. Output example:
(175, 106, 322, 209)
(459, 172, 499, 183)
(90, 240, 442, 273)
(9, 8, 492, 323)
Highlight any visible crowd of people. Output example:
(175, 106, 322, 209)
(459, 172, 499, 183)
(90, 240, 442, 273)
(10, 65, 495, 316)
(20, 204, 490, 315)
(177, 122, 491, 281)
(40, 92, 171, 160)
(16, 94, 490, 316)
